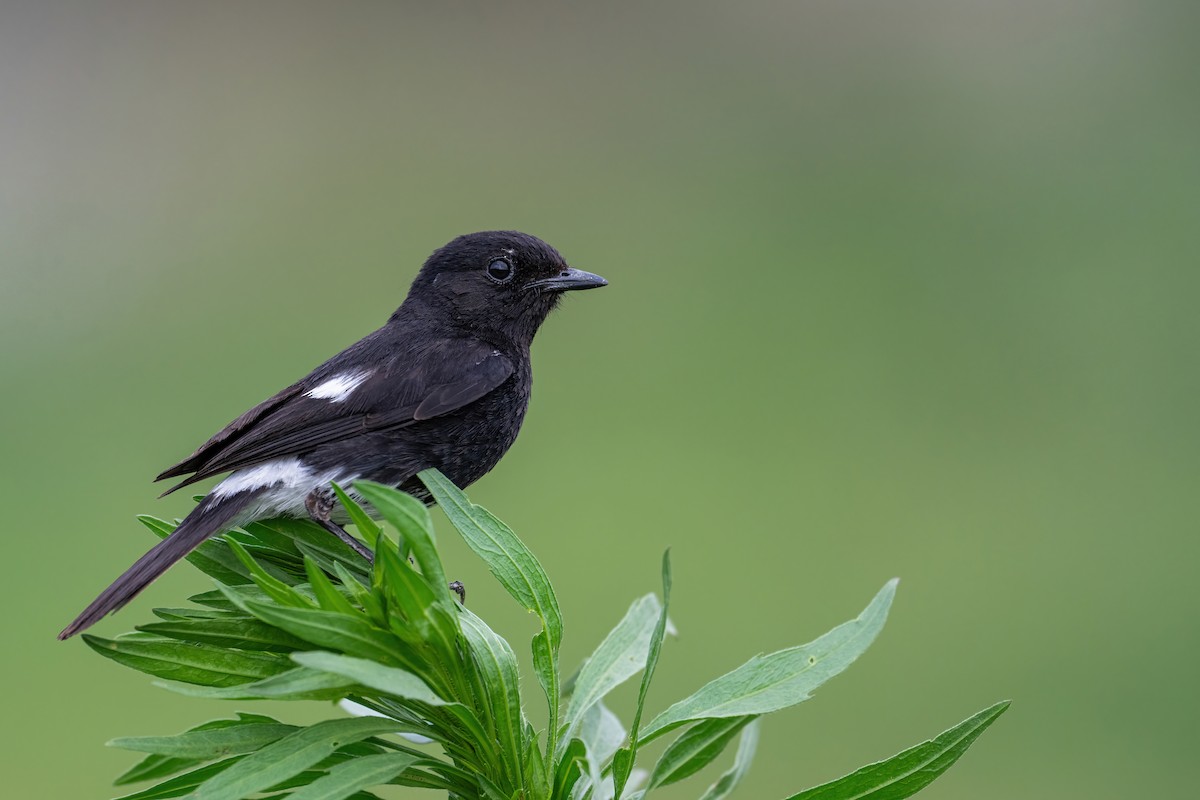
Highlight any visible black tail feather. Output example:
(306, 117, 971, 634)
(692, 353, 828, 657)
(58, 492, 258, 639)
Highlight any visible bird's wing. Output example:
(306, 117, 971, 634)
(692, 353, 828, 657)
(156, 382, 306, 481)
(156, 339, 513, 495)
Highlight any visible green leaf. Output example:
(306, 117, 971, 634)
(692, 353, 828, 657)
(417, 470, 561, 633)
(232, 521, 303, 558)
(697, 719, 760, 800)
(783, 701, 1010, 800)
(239, 600, 408, 666)
(567, 702, 625, 800)
(305, 555, 360, 616)
(226, 538, 315, 608)
(248, 517, 372, 574)
(113, 717, 277, 786)
(259, 793, 382, 800)
(291, 651, 449, 707)
(186, 589, 240, 612)
(331, 561, 384, 623)
(332, 482, 384, 545)
(374, 533, 458, 647)
(302, 655, 493, 754)
(191, 717, 407, 800)
(161, 666, 356, 701)
(418, 468, 565, 750)
(115, 754, 200, 787)
(553, 738, 588, 800)
(149, 607, 238, 622)
(114, 756, 244, 800)
(82, 634, 291, 687)
(613, 550, 673, 799)
(525, 734, 550, 800)
(285, 752, 421, 800)
(645, 716, 751, 792)
(418, 469, 562, 643)
(109, 721, 296, 759)
(353, 481, 451, 606)
(135, 617, 311, 653)
(578, 700, 626, 768)
(458, 608, 525, 787)
(561, 593, 662, 747)
(641, 579, 898, 741)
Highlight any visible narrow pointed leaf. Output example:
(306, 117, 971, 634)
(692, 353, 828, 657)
(305, 555, 361, 616)
(419, 468, 565, 749)
(115, 754, 201, 787)
(191, 717, 407, 800)
(568, 703, 625, 800)
(340, 676, 494, 761)
(698, 719, 760, 800)
(353, 481, 451, 606)
(554, 738, 588, 800)
(249, 517, 372, 572)
(82, 634, 291, 687)
(561, 593, 661, 746)
(375, 535, 456, 644)
(109, 722, 297, 759)
(285, 752, 421, 800)
(114, 756, 244, 800)
(291, 651, 448, 706)
(332, 482, 384, 544)
(784, 701, 1010, 800)
(161, 666, 356, 701)
(458, 609, 525, 786)
(613, 550, 672, 799)
(332, 561, 384, 622)
(149, 607, 238, 621)
(525, 724, 551, 800)
(240, 601, 408, 665)
(579, 700, 627, 767)
(645, 716, 751, 791)
(113, 717, 281, 786)
(135, 617, 310, 653)
(419, 469, 562, 644)
(641, 580, 898, 741)
(226, 538, 315, 608)
(233, 521, 303, 557)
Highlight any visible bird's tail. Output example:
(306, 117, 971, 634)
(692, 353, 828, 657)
(58, 491, 259, 640)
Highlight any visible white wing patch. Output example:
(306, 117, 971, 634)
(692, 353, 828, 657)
(304, 370, 372, 403)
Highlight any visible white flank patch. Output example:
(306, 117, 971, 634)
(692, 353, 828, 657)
(212, 457, 313, 499)
(304, 370, 372, 402)
(212, 457, 358, 520)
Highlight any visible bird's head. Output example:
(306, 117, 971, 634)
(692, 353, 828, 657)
(401, 231, 607, 345)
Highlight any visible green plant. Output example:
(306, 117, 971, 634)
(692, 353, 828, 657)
(83, 470, 1007, 800)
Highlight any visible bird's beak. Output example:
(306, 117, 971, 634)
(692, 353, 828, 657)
(531, 268, 609, 292)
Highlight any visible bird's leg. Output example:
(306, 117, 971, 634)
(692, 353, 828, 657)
(305, 488, 374, 563)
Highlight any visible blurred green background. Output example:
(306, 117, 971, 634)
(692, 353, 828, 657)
(2, 1, 1196, 797)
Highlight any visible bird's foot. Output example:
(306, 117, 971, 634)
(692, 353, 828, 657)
(305, 488, 374, 563)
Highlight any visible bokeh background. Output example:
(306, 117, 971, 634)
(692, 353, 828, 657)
(2, 1, 1197, 797)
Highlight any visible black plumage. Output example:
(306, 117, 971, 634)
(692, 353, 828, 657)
(60, 231, 606, 639)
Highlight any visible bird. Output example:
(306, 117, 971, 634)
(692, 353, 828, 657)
(59, 231, 606, 639)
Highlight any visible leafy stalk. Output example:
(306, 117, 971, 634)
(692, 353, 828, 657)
(79, 471, 1005, 800)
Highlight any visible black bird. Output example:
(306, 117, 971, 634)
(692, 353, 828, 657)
(60, 231, 606, 639)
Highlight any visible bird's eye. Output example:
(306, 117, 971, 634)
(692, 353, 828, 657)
(486, 258, 514, 283)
